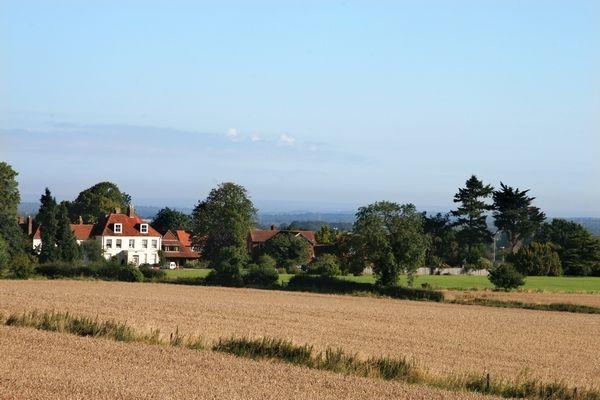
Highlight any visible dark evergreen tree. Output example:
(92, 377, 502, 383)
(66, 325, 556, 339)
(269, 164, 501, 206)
(151, 207, 192, 233)
(0, 162, 26, 257)
(451, 175, 494, 264)
(493, 183, 545, 254)
(37, 188, 60, 263)
(56, 202, 80, 262)
(422, 212, 461, 267)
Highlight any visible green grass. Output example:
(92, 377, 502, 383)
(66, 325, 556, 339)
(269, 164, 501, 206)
(163, 268, 600, 293)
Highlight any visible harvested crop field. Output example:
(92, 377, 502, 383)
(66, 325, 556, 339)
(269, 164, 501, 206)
(0, 326, 504, 400)
(444, 290, 600, 308)
(1, 280, 599, 388)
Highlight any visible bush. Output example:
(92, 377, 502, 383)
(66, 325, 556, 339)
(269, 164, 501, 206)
(510, 242, 562, 276)
(139, 265, 166, 281)
(36, 262, 90, 278)
(287, 275, 443, 302)
(9, 253, 35, 279)
(206, 246, 245, 286)
(257, 254, 277, 270)
(243, 264, 279, 286)
(310, 254, 341, 277)
(488, 263, 525, 290)
(467, 257, 492, 271)
(283, 260, 301, 274)
(96, 263, 144, 282)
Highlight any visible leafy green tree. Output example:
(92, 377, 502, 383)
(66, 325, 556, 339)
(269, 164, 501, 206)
(535, 219, 600, 276)
(334, 233, 366, 275)
(56, 202, 81, 262)
(354, 202, 429, 286)
(315, 224, 336, 244)
(422, 213, 461, 268)
(261, 233, 311, 267)
(451, 175, 494, 264)
(152, 207, 192, 233)
(257, 254, 277, 269)
(37, 188, 60, 263)
(80, 239, 104, 263)
(0, 162, 26, 256)
(310, 254, 341, 277)
(510, 242, 562, 276)
(0, 236, 9, 276)
(493, 183, 545, 254)
(192, 182, 257, 263)
(206, 246, 245, 286)
(9, 253, 35, 279)
(488, 263, 525, 290)
(69, 182, 131, 223)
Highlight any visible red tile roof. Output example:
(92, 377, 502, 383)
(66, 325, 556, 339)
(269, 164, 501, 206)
(176, 230, 193, 247)
(162, 229, 200, 259)
(33, 224, 94, 241)
(249, 229, 316, 244)
(92, 213, 161, 237)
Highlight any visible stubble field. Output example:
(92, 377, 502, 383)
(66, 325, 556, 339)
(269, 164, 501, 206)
(1, 280, 599, 391)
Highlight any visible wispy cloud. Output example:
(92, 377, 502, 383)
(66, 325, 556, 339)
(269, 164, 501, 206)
(250, 133, 262, 142)
(279, 133, 296, 146)
(225, 128, 238, 141)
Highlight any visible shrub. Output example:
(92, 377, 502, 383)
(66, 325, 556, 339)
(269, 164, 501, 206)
(510, 242, 562, 276)
(287, 275, 443, 301)
(243, 264, 279, 286)
(96, 263, 144, 282)
(467, 257, 492, 271)
(257, 254, 277, 269)
(488, 263, 525, 290)
(36, 262, 90, 278)
(9, 253, 36, 279)
(283, 260, 301, 274)
(261, 233, 311, 267)
(206, 246, 245, 286)
(139, 265, 166, 281)
(310, 254, 341, 277)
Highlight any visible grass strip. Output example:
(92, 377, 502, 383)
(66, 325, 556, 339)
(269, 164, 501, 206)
(3, 310, 599, 400)
(448, 298, 600, 314)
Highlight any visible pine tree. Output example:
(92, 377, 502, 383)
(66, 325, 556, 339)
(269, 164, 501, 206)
(38, 188, 59, 263)
(56, 202, 80, 262)
(451, 175, 494, 264)
(493, 183, 545, 254)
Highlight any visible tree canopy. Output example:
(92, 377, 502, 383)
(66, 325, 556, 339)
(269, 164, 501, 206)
(38, 188, 60, 263)
(422, 212, 460, 268)
(451, 175, 494, 263)
(0, 162, 26, 256)
(191, 182, 257, 262)
(353, 202, 429, 286)
(261, 232, 311, 267)
(493, 183, 545, 254)
(152, 207, 192, 233)
(69, 182, 131, 223)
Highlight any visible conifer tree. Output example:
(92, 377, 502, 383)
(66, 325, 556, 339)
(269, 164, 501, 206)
(451, 175, 494, 263)
(56, 202, 80, 262)
(37, 188, 59, 263)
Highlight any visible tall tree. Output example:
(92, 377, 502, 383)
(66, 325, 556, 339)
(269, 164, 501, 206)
(422, 212, 461, 268)
(315, 224, 335, 244)
(152, 207, 192, 233)
(0, 162, 26, 256)
(56, 202, 81, 262)
(493, 183, 545, 254)
(261, 233, 311, 267)
(191, 182, 257, 262)
(535, 219, 600, 276)
(354, 202, 429, 286)
(37, 188, 59, 263)
(451, 175, 494, 263)
(69, 182, 131, 223)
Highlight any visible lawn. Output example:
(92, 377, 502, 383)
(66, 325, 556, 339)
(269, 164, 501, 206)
(164, 269, 600, 293)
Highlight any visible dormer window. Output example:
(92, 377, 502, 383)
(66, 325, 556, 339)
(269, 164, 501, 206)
(140, 224, 148, 234)
(114, 223, 123, 234)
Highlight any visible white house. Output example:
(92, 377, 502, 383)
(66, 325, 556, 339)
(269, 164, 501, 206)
(32, 206, 162, 266)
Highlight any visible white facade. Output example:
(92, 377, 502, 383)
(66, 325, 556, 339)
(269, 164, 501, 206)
(100, 235, 161, 266)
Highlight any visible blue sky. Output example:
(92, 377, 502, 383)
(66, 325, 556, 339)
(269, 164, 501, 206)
(1, 1, 598, 215)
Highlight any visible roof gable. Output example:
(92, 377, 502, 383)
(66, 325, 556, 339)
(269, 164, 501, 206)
(94, 213, 161, 237)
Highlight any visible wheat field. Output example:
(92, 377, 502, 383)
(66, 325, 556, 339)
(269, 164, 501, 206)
(444, 290, 600, 307)
(1, 280, 599, 389)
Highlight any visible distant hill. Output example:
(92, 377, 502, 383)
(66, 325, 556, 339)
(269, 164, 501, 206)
(565, 217, 600, 236)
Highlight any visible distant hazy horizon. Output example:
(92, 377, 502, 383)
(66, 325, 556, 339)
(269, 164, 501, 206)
(2, 1, 598, 216)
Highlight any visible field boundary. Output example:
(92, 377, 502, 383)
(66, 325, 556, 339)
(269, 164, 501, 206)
(3, 309, 599, 400)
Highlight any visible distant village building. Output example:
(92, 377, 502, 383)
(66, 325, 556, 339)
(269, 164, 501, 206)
(247, 226, 318, 259)
(31, 206, 162, 266)
(161, 229, 200, 266)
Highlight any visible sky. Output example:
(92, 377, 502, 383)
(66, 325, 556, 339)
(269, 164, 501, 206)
(1, 1, 599, 216)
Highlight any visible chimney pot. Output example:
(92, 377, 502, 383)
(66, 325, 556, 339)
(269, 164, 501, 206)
(270, 224, 276, 231)
(127, 204, 135, 217)
(114, 207, 121, 214)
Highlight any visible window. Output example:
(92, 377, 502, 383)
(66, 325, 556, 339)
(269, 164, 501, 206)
(106, 239, 112, 248)
(114, 223, 122, 234)
(152, 239, 158, 249)
(140, 224, 148, 234)
(116, 239, 122, 249)
(142, 239, 148, 249)
(129, 239, 135, 248)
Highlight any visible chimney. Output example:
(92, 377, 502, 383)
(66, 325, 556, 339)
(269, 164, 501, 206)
(270, 224, 276, 231)
(27, 216, 33, 235)
(127, 204, 135, 218)
(78, 216, 83, 225)
(114, 207, 121, 214)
